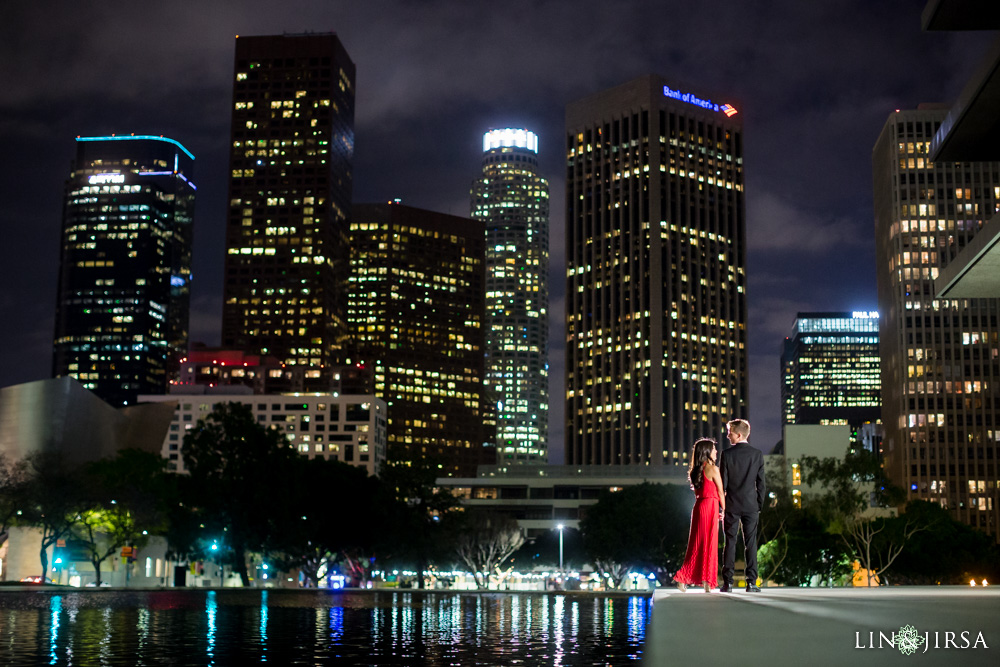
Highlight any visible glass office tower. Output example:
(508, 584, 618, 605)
(781, 312, 881, 440)
(222, 34, 355, 371)
(565, 75, 748, 466)
(471, 128, 550, 463)
(874, 106, 1000, 540)
(53, 135, 195, 406)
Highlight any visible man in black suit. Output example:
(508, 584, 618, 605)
(719, 418, 765, 592)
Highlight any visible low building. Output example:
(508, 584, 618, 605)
(0, 376, 174, 464)
(139, 390, 387, 476)
(435, 464, 689, 538)
(1, 526, 171, 587)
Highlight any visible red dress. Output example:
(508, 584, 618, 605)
(673, 473, 720, 588)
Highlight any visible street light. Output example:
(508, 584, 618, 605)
(557, 524, 564, 575)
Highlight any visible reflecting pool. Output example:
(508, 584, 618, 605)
(0, 589, 651, 665)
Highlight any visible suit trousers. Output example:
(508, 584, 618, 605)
(722, 510, 759, 585)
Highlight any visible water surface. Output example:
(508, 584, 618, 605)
(0, 589, 651, 665)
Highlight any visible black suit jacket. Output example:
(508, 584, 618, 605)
(720, 442, 766, 515)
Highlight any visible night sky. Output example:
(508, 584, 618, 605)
(0, 1, 990, 460)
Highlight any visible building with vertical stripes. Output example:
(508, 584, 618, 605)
(873, 106, 1000, 540)
(471, 128, 550, 464)
(564, 75, 748, 467)
(221, 34, 355, 372)
(53, 135, 195, 406)
(347, 202, 495, 477)
(780, 311, 881, 430)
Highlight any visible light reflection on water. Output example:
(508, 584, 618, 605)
(0, 589, 651, 665)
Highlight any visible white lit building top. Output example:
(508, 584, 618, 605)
(483, 128, 539, 153)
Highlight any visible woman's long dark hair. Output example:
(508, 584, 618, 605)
(688, 438, 717, 490)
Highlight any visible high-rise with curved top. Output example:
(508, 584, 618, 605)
(471, 129, 550, 463)
(53, 135, 195, 406)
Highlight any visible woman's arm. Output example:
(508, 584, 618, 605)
(706, 463, 725, 515)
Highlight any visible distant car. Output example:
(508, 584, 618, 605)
(85, 582, 112, 587)
(20, 576, 53, 584)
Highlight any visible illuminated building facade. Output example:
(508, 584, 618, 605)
(221, 34, 355, 370)
(170, 346, 368, 395)
(874, 107, 1000, 540)
(52, 135, 195, 406)
(471, 128, 550, 463)
(348, 202, 495, 477)
(565, 75, 748, 466)
(140, 391, 386, 476)
(781, 311, 881, 436)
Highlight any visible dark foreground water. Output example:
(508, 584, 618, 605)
(0, 588, 651, 666)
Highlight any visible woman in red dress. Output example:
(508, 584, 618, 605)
(673, 437, 725, 592)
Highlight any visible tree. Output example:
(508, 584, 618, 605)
(75, 449, 173, 586)
(0, 454, 29, 547)
(759, 511, 852, 586)
(269, 456, 389, 587)
(182, 402, 300, 586)
(756, 467, 798, 580)
(453, 510, 524, 589)
(801, 448, 919, 586)
(580, 482, 691, 588)
(378, 450, 459, 588)
(19, 452, 89, 578)
(888, 500, 1000, 585)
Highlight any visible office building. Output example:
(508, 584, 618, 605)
(140, 391, 386, 476)
(471, 128, 550, 463)
(565, 75, 748, 466)
(221, 33, 355, 370)
(781, 311, 881, 432)
(52, 135, 195, 406)
(169, 346, 369, 395)
(873, 107, 1000, 540)
(347, 202, 494, 477)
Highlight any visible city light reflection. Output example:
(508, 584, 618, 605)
(48, 595, 61, 666)
(553, 595, 565, 666)
(259, 590, 268, 661)
(1, 590, 650, 664)
(328, 605, 344, 643)
(206, 590, 217, 665)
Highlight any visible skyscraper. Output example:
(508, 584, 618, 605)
(471, 128, 550, 463)
(53, 135, 195, 406)
(874, 106, 1000, 540)
(781, 311, 881, 428)
(221, 34, 355, 371)
(348, 202, 495, 477)
(565, 75, 748, 466)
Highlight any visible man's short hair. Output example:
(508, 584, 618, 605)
(727, 419, 750, 438)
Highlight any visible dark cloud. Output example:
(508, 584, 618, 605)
(0, 0, 989, 459)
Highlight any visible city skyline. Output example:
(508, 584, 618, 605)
(1, 1, 992, 458)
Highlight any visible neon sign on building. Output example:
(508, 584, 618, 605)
(89, 173, 125, 184)
(663, 86, 738, 117)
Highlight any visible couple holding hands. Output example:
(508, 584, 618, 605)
(672, 418, 766, 593)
